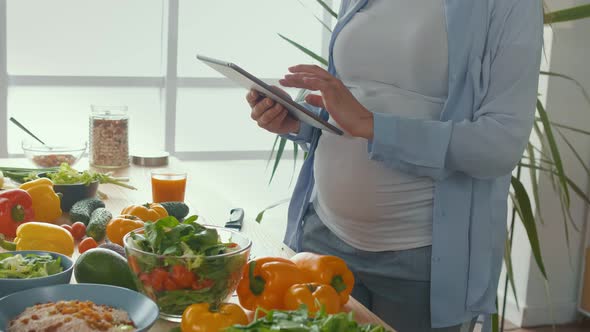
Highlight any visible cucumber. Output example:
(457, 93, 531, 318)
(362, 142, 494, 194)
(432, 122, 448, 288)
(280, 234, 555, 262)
(86, 208, 112, 242)
(70, 198, 105, 225)
(160, 201, 190, 220)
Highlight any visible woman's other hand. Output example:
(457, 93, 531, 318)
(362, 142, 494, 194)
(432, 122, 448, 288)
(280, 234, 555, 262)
(246, 88, 300, 135)
(279, 65, 374, 140)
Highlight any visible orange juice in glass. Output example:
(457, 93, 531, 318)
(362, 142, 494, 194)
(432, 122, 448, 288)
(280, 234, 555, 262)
(151, 171, 187, 203)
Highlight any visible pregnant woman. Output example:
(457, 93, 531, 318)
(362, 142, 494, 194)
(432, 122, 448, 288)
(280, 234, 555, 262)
(247, 1, 543, 331)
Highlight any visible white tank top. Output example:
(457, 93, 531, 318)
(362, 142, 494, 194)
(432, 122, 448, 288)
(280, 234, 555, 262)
(313, 0, 449, 251)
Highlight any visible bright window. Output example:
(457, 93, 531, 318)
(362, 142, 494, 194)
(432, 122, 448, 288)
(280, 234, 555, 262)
(1, 0, 336, 157)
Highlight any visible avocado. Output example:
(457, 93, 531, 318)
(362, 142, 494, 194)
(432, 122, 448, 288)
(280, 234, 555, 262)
(74, 248, 138, 291)
(98, 242, 126, 258)
(160, 201, 190, 220)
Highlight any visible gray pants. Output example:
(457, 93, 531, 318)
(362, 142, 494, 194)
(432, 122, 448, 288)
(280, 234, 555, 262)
(300, 206, 477, 332)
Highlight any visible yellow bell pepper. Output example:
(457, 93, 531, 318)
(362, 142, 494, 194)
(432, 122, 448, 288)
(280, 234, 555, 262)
(181, 302, 248, 332)
(2, 222, 75, 257)
(19, 178, 62, 222)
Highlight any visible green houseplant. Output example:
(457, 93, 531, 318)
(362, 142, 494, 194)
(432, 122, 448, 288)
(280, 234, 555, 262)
(262, 1, 590, 331)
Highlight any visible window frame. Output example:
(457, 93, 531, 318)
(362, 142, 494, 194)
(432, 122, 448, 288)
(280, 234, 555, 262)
(0, 0, 334, 159)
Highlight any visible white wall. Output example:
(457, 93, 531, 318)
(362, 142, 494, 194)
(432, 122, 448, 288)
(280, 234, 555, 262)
(499, 0, 590, 326)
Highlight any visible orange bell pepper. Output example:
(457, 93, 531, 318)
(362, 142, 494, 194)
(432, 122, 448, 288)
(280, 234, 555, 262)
(120, 203, 168, 222)
(290, 252, 355, 305)
(181, 302, 248, 332)
(284, 282, 341, 314)
(237, 257, 309, 311)
(106, 214, 145, 246)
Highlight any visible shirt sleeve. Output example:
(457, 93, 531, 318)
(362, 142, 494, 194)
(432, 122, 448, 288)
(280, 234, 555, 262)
(367, 1, 544, 180)
(280, 102, 321, 152)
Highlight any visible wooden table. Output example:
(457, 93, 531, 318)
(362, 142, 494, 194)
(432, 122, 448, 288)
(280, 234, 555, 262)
(0, 157, 394, 331)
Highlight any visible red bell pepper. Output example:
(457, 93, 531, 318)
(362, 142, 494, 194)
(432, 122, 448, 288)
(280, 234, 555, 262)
(0, 189, 35, 238)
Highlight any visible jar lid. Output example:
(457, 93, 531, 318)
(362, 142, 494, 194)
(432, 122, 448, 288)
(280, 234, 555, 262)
(131, 152, 169, 167)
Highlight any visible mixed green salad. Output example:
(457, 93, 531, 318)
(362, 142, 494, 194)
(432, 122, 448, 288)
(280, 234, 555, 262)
(128, 216, 248, 315)
(0, 253, 63, 279)
(225, 306, 391, 332)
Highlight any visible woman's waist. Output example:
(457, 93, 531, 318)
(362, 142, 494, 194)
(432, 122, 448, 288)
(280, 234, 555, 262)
(345, 80, 447, 120)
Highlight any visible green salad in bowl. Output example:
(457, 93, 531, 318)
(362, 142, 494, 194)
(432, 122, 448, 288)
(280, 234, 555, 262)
(123, 215, 251, 322)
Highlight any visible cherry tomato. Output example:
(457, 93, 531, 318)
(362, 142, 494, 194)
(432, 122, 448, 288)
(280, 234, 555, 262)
(192, 278, 214, 290)
(70, 222, 86, 240)
(170, 265, 195, 289)
(78, 237, 98, 254)
(164, 278, 180, 291)
(61, 224, 73, 234)
(150, 268, 169, 292)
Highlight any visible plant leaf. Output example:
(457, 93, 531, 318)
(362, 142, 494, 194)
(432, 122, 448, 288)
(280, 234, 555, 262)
(278, 33, 328, 66)
(269, 137, 287, 184)
(519, 163, 590, 205)
(511, 176, 548, 279)
(536, 99, 570, 206)
(544, 4, 590, 24)
(492, 313, 499, 332)
(567, 177, 590, 206)
(295, 0, 332, 32)
(556, 128, 590, 194)
(527, 143, 544, 224)
(315, 0, 338, 18)
(266, 135, 280, 171)
(556, 185, 572, 257)
(540, 120, 590, 136)
(504, 237, 520, 310)
(255, 198, 291, 223)
(540, 71, 590, 106)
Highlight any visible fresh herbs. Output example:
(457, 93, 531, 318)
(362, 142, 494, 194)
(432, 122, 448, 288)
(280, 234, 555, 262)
(0, 163, 136, 190)
(0, 253, 63, 279)
(131, 216, 234, 257)
(225, 306, 391, 332)
(46, 163, 136, 189)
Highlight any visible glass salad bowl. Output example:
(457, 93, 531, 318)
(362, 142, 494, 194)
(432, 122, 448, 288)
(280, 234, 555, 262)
(123, 222, 251, 322)
(22, 140, 87, 168)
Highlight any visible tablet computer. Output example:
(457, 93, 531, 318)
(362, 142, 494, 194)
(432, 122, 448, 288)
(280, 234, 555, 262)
(196, 54, 343, 136)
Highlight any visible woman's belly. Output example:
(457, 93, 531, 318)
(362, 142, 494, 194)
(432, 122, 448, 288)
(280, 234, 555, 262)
(312, 83, 445, 250)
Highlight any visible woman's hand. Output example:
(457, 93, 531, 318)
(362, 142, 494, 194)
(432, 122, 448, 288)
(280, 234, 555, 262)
(246, 88, 300, 135)
(279, 65, 374, 140)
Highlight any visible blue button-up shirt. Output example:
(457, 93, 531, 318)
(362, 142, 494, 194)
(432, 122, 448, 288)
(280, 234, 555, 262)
(283, 0, 543, 329)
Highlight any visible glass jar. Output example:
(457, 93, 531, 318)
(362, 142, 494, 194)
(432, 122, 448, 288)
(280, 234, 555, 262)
(89, 105, 130, 168)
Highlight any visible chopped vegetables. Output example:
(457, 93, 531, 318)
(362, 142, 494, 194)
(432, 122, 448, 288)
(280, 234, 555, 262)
(0, 253, 63, 279)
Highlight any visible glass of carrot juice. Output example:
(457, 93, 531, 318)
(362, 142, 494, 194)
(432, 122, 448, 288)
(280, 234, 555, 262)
(151, 170, 187, 203)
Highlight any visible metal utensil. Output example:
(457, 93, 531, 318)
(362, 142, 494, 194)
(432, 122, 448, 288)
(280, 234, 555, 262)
(9, 117, 48, 146)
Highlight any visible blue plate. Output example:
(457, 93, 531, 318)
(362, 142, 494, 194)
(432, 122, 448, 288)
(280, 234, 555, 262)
(0, 284, 159, 331)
